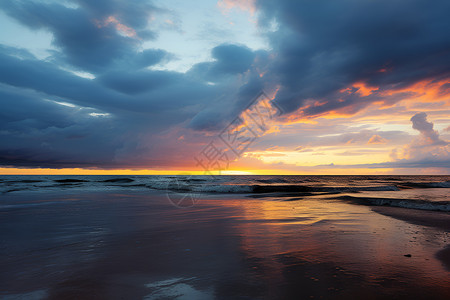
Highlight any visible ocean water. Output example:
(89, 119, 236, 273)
(1, 175, 450, 298)
(0, 175, 449, 211)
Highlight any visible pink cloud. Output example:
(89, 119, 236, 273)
(217, 0, 256, 15)
(96, 16, 138, 38)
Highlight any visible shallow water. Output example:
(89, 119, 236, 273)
(0, 189, 449, 299)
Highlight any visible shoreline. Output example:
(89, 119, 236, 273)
(1, 190, 449, 299)
(371, 205, 450, 272)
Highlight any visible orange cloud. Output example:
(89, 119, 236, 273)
(278, 77, 450, 126)
(385, 79, 450, 103)
(368, 135, 387, 144)
(352, 82, 378, 97)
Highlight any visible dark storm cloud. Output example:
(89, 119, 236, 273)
(0, 46, 119, 110)
(211, 44, 256, 75)
(188, 44, 257, 81)
(0, 43, 220, 168)
(0, 83, 120, 167)
(97, 70, 183, 95)
(131, 49, 173, 70)
(0, 85, 73, 129)
(255, 0, 450, 114)
(0, 75, 204, 169)
(0, 45, 214, 114)
(187, 44, 266, 131)
(0, 1, 257, 169)
(187, 71, 267, 132)
(0, 0, 159, 73)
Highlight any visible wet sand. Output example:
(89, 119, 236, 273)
(371, 206, 450, 272)
(0, 190, 449, 299)
(371, 206, 450, 231)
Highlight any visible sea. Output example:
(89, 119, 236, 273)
(1, 175, 450, 298)
(1, 175, 449, 211)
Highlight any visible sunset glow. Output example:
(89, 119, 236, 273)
(0, 0, 449, 175)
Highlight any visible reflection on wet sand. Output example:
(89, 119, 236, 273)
(0, 191, 449, 299)
(223, 196, 450, 298)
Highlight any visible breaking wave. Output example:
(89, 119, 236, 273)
(335, 195, 450, 212)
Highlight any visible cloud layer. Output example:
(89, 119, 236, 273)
(0, 0, 449, 172)
(256, 0, 450, 115)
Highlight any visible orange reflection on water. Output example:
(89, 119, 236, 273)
(200, 194, 450, 295)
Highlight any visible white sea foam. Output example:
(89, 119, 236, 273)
(144, 277, 212, 300)
(367, 198, 450, 212)
(338, 195, 450, 212)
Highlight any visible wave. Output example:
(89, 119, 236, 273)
(159, 179, 450, 195)
(3, 188, 30, 193)
(255, 178, 290, 184)
(196, 185, 254, 193)
(253, 184, 400, 193)
(398, 181, 450, 189)
(6, 179, 44, 184)
(102, 178, 134, 183)
(54, 179, 89, 183)
(334, 195, 450, 212)
(183, 178, 208, 182)
(161, 183, 401, 194)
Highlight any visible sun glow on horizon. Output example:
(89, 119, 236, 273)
(0, 167, 435, 176)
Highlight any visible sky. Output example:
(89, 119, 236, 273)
(0, 0, 449, 175)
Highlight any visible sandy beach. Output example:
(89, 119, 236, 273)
(1, 188, 449, 299)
